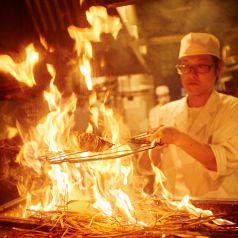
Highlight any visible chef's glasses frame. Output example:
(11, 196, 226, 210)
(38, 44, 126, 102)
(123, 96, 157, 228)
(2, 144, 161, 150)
(176, 64, 214, 75)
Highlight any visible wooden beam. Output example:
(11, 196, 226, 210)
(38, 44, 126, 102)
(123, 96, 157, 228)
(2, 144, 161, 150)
(105, 0, 136, 8)
(147, 34, 183, 45)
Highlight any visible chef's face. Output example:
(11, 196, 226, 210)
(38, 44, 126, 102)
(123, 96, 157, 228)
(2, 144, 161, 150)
(178, 55, 222, 98)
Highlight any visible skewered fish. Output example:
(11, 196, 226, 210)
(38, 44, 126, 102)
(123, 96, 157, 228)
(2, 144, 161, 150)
(73, 132, 113, 152)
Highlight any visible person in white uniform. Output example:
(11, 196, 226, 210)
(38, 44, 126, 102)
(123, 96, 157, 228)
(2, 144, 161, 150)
(149, 85, 170, 128)
(141, 32, 238, 199)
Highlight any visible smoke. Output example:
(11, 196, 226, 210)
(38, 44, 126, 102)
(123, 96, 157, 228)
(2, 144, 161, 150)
(136, 0, 236, 38)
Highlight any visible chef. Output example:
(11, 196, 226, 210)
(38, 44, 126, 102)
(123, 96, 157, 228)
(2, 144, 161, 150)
(142, 32, 238, 199)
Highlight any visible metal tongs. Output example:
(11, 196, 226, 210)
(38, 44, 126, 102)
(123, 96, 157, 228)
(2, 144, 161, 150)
(128, 132, 164, 146)
(40, 132, 163, 164)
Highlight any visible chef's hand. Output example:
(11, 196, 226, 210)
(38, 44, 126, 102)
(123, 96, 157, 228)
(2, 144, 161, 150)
(149, 125, 181, 145)
(149, 125, 217, 171)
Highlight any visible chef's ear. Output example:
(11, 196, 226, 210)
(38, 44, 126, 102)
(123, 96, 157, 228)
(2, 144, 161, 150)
(216, 60, 223, 82)
(213, 56, 223, 81)
(217, 60, 223, 74)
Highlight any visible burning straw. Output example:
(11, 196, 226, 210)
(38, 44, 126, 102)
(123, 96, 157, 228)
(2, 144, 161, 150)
(2, 198, 238, 237)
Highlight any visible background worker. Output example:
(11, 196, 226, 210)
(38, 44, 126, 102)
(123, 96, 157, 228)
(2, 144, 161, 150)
(140, 32, 238, 199)
(149, 85, 170, 128)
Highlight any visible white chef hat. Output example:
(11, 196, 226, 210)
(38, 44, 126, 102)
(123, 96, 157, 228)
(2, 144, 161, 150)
(155, 85, 169, 96)
(179, 32, 221, 59)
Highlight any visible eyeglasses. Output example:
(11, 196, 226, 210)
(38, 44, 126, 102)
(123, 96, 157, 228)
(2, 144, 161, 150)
(176, 64, 214, 75)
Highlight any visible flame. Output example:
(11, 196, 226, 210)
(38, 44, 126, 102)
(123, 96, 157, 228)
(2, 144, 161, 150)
(0, 43, 38, 87)
(6, 126, 18, 139)
(68, 6, 121, 92)
(39, 35, 54, 52)
(67, 27, 93, 91)
(16, 57, 138, 223)
(110, 189, 136, 224)
(92, 188, 112, 217)
(40, 64, 77, 152)
(79, 0, 84, 6)
(86, 6, 122, 40)
(16, 64, 77, 171)
(79, 54, 93, 91)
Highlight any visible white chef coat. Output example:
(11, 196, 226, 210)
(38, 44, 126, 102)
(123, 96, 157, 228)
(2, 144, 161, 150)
(155, 90, 238, 199)
(149, 104, 161, 128)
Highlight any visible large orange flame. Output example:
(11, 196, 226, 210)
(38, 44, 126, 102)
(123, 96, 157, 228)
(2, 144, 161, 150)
(15, 58, 138, 223)
(68, 6, 121, 92)
(0, 43, 38, 87)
